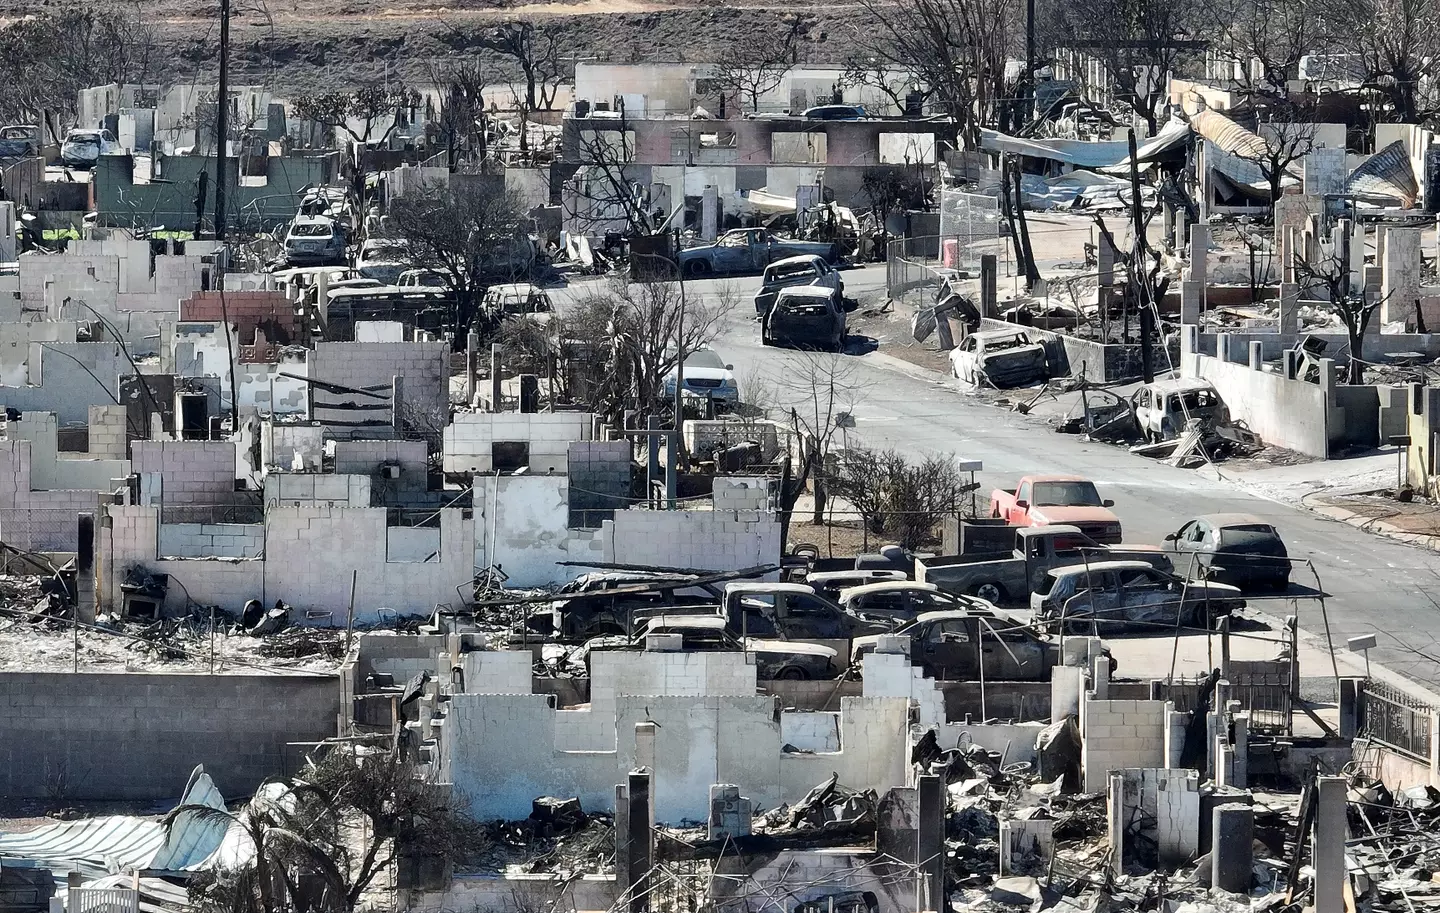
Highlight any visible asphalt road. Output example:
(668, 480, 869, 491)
(554, 265, 1440, 694)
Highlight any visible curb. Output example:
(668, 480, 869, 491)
(1299, 493, 1440, 553)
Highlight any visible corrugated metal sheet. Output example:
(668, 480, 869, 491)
(0, 818, 165, 879)
(1345, 140, 1419, 207)
(0, 767, 237, 879)
(1190, 110, 1269, 159)
(979, 118, 1191, 168)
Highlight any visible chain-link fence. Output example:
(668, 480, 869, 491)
(938, 189, 1004, 273)
(886, 236, 948, 302)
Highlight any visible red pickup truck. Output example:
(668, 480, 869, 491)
(990, 474, 1122, 543)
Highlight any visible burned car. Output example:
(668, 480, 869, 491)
(949, 329, 1048, 388)
(850, 609, 1058, 681)
(679, 228, 842, 278)
(563, 614, 838, 680)
(753, 255, 845, 315)
(1031, 560, 1244, 633)
(1132, 378, 1227, 443)
(763, 286, 847, 351)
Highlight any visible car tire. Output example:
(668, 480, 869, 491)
(777, 666, 809, 681)
(685, 260, 711, 279)
(970, 580, 1007, 603)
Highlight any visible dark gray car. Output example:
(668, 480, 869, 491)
(1165, 514, 1291, 592)
(763, 286, 847, 351)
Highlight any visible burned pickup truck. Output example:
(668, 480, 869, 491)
(949, 329, 1048, 388)
(679, 228, 842, 278)
(914, 525, 1170, 605)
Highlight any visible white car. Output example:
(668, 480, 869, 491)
(61, 129, 120, 168)
(354, 237, 410, 284)
(662, 347, 739, 406)
(949, 329, 1049, 388)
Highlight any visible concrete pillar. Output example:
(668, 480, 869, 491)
(1282, 227, 1298, 283)
(1097, 232, 1116, 287)
(619, 769, 654, 913)
(1232, 713, 1249, 788)
(76, 513, 95, 624)
(1188, 224, 1210, 286)
(1181, 280, 1204, 325)
(1209, 680, 1230, 780)
(1313, 777, 1347, 913)
(1304, 146, 1346, 197)
(0, 201, 16, 262)
(1091, 652, 1110, 700)
(980, 255, 997, 317)
(490, 343, 502, 412)
(1165, 707, 1188, 769)
(1214, 741, 1234, 787)
(1108, 773, 1126, 878)
(1279, 282, 1299, 336)
(708, 784, 752, 840)
(1382, 227, 1422, 326)
(917, 774, 945, 913)
(1350, 220, 1366, 290)
(701, 185, 719, 242)
(635, 721, 656, 772)
(1282, 348, 1300, 381)
(1338, 678, 1365, 739)
(465, 331, 479, 406)
(1249, 341, 1264, 370)
(1212, 803, 1255, 894)
(1217, 333, 1233, 364)
(1174, 210, 1189, 253)
(390, 375, 404, 435)
(1051, 666, 1085, 722)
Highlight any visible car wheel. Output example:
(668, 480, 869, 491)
(685, 260, 711, 279)
(970, 581, 1006, 603)
(777, 666, 809, 681)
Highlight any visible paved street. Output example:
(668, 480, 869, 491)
(554, 265, 1440, 695)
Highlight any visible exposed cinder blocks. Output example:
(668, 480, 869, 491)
(444, 412, 595, 475)
(310, 341, 448, 439)
(1081, 696, 1168, 793)
(0, 671, 338, 800)
(567, 439, 631, 527)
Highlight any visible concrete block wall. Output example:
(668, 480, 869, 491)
(263, 423, 325, 471)
(712, 476, 771, 512)
(0, 441, 108, 552)
(1182, 329, 1332, 458)
(458, 649, 534, 694)
(861, 649, 946, 728)
(1114, 768, 1201, 867)
(0, 321, 78, 386)
(101, 505, 263, 612)
(310, 341, 448, 438)
(100, 503, 472, 619)
(0, 342, 126, 424)
(567, 439, 631, 527)
(602, 508, 781, 574)
(5, 413, 130, 492)
(132, 441, 244, 505)
(1081, 696, 1168, 793)
(589, 649, 758, 711)
(158, 522, 266, 558)
(474, 474, 570, 587)
(443, 412, 594, 474)
(263, 472, 372, 508)
(262, 506, 473, 620)
(180, 290, 301, 345)
(781, 711, 843, 752)
(0, 671, 338, 799)
(333, 439, 429, 493)
(86, 404, 128, 459)
(442, 691, 909, 823)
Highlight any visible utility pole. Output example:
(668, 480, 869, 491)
(1025, 0, 1036, 125)
(213, 0, 231, 243)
